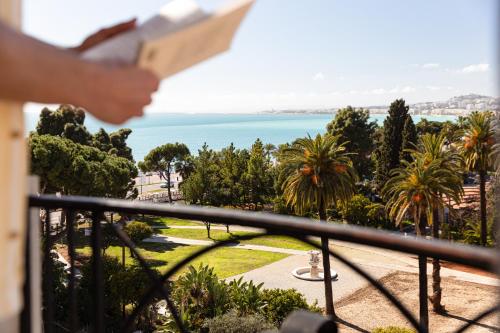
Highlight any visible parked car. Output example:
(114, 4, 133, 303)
(160, 182, 175, 188)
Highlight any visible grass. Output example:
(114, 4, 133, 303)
(76, 242, 287, 279)
(157, 228, 316, 251)
(135, 216, 203, 227)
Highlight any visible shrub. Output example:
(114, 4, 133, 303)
(340, 194, 371, 225)
(172, 264, 231, 330)
(124, 221, 153, 244)
(462, 218, 495, 246)
(366, 203, 393, 229)
(203, 309, 277, 333)
(228, 277, 265, 315)
(372, 326, 416, 333)
(172, 265, 320, 330)
(78, 256, 160, 332)
(260, 288, 311, 326)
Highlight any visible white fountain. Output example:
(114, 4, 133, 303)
(292, 250, 338, 281)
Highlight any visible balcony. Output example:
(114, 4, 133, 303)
(22, 194, 499, 333)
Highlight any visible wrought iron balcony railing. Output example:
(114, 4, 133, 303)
(23, 194, 499, 333)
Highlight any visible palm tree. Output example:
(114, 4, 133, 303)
(460, 111, 495, 246)
(411, 133, 463, 312)
(281, 134, 357, 316)
(383, 156, 462, 330)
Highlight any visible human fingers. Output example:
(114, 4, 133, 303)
(97, 18, 137, 40)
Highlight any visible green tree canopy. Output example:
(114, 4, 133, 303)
(243, 139, 274, 210)
(400, 115, 417, 162)
(181, 143, 222, 207)
(375, 99, 413, 187)
(219, 143, 248, 206)
(30, 134, 137, 197)
(36, 105, 91, 144)
(326, 106, 377, 179)
(140, 142, 190, 201)
(460, 111, 495, 246)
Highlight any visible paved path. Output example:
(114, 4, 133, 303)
(151, 224, 265, 233)
(230, 241, 499, 307)
(143, 234, 307, 255)
(144, 223, 498, 307)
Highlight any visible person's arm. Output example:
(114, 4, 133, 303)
(0, 21, 159, 124)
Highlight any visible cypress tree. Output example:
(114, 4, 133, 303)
(400, 115, 417, 162)
(375, 99, 410, 187)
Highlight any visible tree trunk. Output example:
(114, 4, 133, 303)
(226, 224, 230, 233)
(205, 222, 211, 239)
(417, 219, 429, 331)
(167, 164, 173, 202)
(479, 169, 487, 246)
(319, 203, 335, 317)
(430, 208, 444, 313)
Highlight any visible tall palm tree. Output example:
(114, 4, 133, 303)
(383, 156, 462, 330)
(411, 133, 463, 312)
(281, 134, 357, 316)
(460, 111, 495, 246)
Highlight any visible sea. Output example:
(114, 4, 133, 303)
(24, 112, 458, 162)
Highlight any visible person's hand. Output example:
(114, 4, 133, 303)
(81, 65, 159, 124)
(71, 19, 137, 53)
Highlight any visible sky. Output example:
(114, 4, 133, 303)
(23, 0, 498, 113)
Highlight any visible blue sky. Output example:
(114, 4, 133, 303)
(23, 0, 498, 113)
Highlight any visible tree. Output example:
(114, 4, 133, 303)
(400, 115, 417, 162)
(109, 128, 134, 161)
(36, 105, 91, 144)
(219, 143, 247, 207)
(140, 143, 190, 202)
(460, 111, 495, 246)
(181, 144, 222, 238)
(326, 106, 377, 179)
(383, 156, 462, 329)
(32, 105, 138, 197)
(375, 99, 412, 187)
(244, 139, 273, 210)
(440, 121, 462, 146)
(416, 118, 444, 136)
(30, 134, 137, 197)
(411, 133, 463, 312)
(281, 134, 357, 316)
(263, 143, 277, 160)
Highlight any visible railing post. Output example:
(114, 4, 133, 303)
(91, 211, 104, 333)
(42, 209, 54, 333)
(21, 176, 42, 333)
(66, 210, 78, 332)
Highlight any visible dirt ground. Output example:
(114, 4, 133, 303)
(334, 272, 499, 333)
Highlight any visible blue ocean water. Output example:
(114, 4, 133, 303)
(24, 112, 457, 162)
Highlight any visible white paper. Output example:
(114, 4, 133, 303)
(81, 0, 254, 78)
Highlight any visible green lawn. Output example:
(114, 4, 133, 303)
(77, 242, 287, 278)
(136, 216, 204, 227)
(157, 228, 316, 251)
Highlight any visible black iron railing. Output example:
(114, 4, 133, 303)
(24, 194, 499, 333)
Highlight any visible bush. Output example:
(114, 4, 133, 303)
(372, 327, 416, 333)
(124, 221, 153, 244)
(228, 277, 266, 315)
(172, 265, 320, 330)
(78, 256, 160, 332)
(203, 309, 277, 333)
(172, 264, 231, 330)
(260, 288, 312, 326)
(340, 194, 371, 225)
